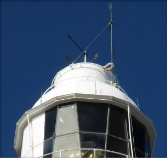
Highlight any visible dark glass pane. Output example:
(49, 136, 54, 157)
(106, 151, 126, 158)
(109, 106, 126, 139)
(132, 116, 145, 155)
(107, 135, 128, 154)
(135, 148, 145, 157)
(145, 130, 151, 157)
(43, 138, 54, 157)
(77, 102, 108, 133)
(44, 106, 57, 155)
(44, 106, 57, 139)
(80, 133, 105, 149)
(145, 140, 151, 157)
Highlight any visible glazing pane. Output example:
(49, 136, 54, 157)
(108, 106, 126, 139)
(43, 137, 54, 157)
(132, 116, 145, 155)
(77, 102, 108, 133)
(107, 135, 128, 154)
(53, 134, 80, 158)
(135, 148, 145, 157)
(145, 140, 151, 157)
(106, 151, 126, 158)
(44, 106, 57, 156)
(56, 104, 78, 135)
(44, 106, 57, 139)
(80, 133, 105, 149)
(145, 129, 151, 157)
(62, 149, 81, 158)
(95, 150, 105, 158)
(81, 150, 94, 158)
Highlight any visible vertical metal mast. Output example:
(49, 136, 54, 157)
(109, 3, 113, 63)
(84, 51, 87, 63)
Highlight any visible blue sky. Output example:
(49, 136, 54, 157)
(1, 1, 167, 157)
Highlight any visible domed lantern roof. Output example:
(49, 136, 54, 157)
(32, 62, 137, 108)
(14, 62, 156, 157)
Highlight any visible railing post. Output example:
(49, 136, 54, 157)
(94, 149, 96, 158)
(60, 150, 61, 158)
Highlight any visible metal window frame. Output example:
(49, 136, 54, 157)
(14, 93, 156, 157)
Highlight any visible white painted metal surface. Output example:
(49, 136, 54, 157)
(21, 126, 31, 156)
(21, 113, 45, 157)
(33, 62, 137, 108)
(14, 62, 156, 157)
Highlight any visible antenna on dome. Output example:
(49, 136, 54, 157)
(109, 3, 113, 63)
(67, 8, 113, 64)
(73, 22, 111, 64)
(67, 34, 87, 63)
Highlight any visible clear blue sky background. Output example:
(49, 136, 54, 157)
(1, 1, 167, 157)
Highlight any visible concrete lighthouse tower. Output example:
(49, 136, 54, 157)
(14, 6, 156, 158)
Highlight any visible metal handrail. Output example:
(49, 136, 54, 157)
(42, 76, 128, 97)
(40, 148, 130, 158)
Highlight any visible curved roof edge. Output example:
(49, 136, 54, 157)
(32, 62, 138, 109)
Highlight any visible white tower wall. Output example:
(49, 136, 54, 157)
(21, 113, 44, 157)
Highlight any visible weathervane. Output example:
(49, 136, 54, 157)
(66, 21, 112, 64)
(67, 35, 87, 63)
(65, 4, 114, 65)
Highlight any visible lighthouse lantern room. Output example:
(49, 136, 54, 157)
(14, 5, 156, 158)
